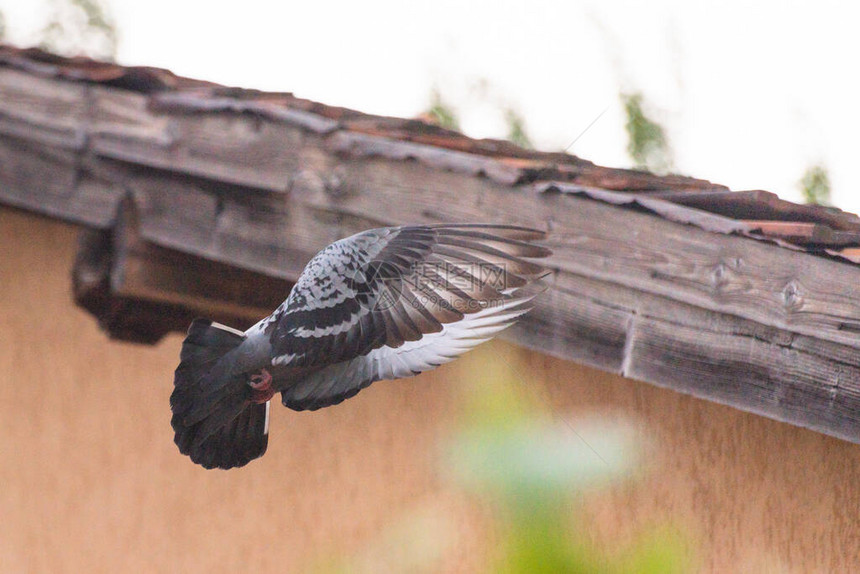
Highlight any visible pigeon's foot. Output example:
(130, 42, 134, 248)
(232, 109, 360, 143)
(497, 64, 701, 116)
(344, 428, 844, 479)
(249, 369, 274, 404)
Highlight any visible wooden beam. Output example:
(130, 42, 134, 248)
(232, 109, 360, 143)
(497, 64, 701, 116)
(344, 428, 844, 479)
(5, 68, 860, 353)
(72, 198, 292, 343)
(6, 57, 860, 447)
(0, 135, 123, 228)
(513, 271, 860, 444)
(0, 67, 89, 150)
(73, 226, 199, 344)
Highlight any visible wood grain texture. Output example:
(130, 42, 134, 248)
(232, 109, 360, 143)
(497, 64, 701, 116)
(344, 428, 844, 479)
(510, 270, 860, 443)
(537, 192, 860, 349)
(91, 87, 307, 192)
(4, 64, 860, 447)
(0, 67, 88, 149)
(0, 137, 122, 227)
(73, 226, 193, 344)
(112, 195, 290, 325)
(72, 200, 291, 343)
(4, 66, 860, 349)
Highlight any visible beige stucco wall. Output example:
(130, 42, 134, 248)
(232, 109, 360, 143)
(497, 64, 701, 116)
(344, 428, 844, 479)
(1, 207, 859, 572)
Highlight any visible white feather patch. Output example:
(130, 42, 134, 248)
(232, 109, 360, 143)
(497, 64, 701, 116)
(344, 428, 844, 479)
(210, 322, 247, 337)
(364, 295, 533, 379)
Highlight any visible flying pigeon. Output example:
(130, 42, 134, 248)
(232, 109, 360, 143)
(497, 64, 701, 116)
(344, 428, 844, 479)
(170, 223, 551, 469)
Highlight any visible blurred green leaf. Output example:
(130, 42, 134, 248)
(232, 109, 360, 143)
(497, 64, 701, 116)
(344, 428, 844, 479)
(426, 87, 461, 131)
(449, 348, 635, 497)
(505, 108, 534, 149)
(621, 92, 673, 174)
(611, 527, 692, 574)
(442, 347, 690, 573)
(799, 163, 831, 206)
(447, 418, 637, 498)
(499, 511, 603, 574)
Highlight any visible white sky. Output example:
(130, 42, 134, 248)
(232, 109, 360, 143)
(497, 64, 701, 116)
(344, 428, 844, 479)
(3, 0, 859, 213)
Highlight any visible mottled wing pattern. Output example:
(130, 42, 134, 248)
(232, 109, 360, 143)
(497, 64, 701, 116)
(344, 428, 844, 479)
(271, 223, 550, 411)
(267, 226, 403, 367)
(280, 293, 537, 410)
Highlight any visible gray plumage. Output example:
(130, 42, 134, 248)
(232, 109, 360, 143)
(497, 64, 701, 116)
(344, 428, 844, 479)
(171, 223, 551, 469)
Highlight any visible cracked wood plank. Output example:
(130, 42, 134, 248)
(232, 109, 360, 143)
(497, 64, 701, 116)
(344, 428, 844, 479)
(265, 157, 860, 350)
(512, 271, 860, 444)
(536, 193, 860, 350)
(5, 55, 860, 444)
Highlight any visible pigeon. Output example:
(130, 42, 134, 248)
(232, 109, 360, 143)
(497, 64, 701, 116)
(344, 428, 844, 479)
(170, 223, 551, 469)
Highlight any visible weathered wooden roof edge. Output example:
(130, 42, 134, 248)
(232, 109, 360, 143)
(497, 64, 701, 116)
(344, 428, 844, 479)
(3, 45, 860, 446)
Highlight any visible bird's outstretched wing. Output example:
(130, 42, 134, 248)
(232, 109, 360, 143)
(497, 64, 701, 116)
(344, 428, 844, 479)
(268, 223, 551, 411)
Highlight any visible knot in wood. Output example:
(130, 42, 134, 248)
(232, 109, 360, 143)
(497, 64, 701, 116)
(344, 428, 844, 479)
(782, 280, 804, 310)
(711, 262, 730, 290)
(324, 168, 348, 198)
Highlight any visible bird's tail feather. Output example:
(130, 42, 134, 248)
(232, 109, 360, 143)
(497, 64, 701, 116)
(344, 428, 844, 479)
(170, 319, 269, 469)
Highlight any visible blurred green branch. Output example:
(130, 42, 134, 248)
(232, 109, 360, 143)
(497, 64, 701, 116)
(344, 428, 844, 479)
(504, 108, 534, 149)
(799, 163, 831, 206)
(621, 92, 673, 174)
(426, 88, 461, 131)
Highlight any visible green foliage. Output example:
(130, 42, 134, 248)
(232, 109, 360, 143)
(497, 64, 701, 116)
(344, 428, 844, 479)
(443, 348, 692, 573)
(799, 163, 832, 206)
(315, 347, 692, 572)
(39, 0, 118, 61)
(621, 92, 673, 174)
(504, 108, 534, 149)
(426, 88, 461, 131)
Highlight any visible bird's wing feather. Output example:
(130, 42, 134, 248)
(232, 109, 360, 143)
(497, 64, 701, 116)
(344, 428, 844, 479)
(280, 292, 537, 411)
(267, 224, 549, 370)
